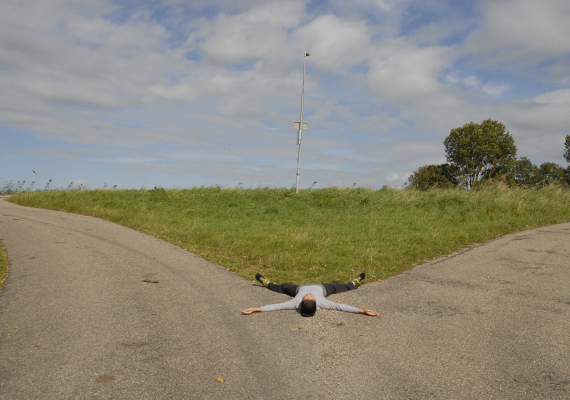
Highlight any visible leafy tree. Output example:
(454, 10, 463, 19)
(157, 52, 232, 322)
(405, 164, 459, 190)
(513, 157, 539, 187)
(444, 119, 517, 189)
(537, 162, 565, 187)
(563, 168, 570, 188)
(564, 135, 570, 163)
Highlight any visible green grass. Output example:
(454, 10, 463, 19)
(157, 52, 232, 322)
(0, 241, 8, 294)
(8, 186, 570, 284)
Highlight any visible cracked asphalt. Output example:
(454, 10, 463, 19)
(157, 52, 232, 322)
(1, 199, 569, 399)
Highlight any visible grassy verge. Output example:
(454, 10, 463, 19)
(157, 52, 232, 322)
(9, 186, 570, 284)
(0, 241, 8, 294)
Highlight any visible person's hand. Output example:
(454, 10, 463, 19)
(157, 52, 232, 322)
(358, 309, 379, 316)
(241, 307, 261, 315)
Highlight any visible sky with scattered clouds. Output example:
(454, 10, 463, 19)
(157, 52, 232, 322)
(1, 0, 569, 189)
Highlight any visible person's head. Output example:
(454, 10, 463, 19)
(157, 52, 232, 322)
(299, 293, 317, 317)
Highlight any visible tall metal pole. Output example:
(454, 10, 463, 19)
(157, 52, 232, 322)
(296, 52, 309, 194)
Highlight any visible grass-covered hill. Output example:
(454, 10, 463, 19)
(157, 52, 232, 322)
(9, 186, 570, 284)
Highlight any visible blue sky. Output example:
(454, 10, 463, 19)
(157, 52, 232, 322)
(1, 0, 569, 190)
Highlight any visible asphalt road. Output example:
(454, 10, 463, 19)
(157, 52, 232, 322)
(0, 199, 569, 399)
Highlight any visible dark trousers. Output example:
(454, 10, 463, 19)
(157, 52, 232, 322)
(267, 282, 356, 298)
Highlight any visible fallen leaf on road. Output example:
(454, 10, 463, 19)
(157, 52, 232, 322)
(96, 374, 115, 383)
(290, 327, 299, 331)
(215, 377, 225, 383)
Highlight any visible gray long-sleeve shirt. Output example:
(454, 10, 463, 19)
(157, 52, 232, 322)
(260, 284, 359, 313)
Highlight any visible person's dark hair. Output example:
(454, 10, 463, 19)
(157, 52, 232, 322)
(300, 299, 317, 317)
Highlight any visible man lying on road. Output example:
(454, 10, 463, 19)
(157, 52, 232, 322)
(242, 272, 379, 317)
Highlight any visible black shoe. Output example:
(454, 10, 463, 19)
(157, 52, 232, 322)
(353, 272, 366, 286)
(255, 273, 269, 286)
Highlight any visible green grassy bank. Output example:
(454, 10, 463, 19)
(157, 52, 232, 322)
(0, 242, 8, 294)
(9, 186, 570, 284)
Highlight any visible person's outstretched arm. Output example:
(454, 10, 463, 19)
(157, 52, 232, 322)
(242, 307, 262, 315)
(358, 309, 379, 316)
(243, 305, 378, 316)
(321, 300, 378, 316)
(243, 299, 297, 315)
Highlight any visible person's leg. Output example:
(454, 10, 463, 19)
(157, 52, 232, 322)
(322, 282, 356, 297)
(323, 273, 366, 296)
(257, 273, 299, 297)
(267, 282, 299, 297)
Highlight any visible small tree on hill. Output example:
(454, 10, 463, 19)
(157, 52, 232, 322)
(513, 157, 539, 187)
(444, 119, 517, 189)
(405, 164, 459, 190)
(537, 162, 565, 187)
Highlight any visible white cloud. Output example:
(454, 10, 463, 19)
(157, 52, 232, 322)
(149, 81, 198, 102)
(447, 74, 509, 97)
(465, 0, 570, 66)
(366, 38, 454, 103)
(196, 1, 305, 64)
(293, 14, 373, 71)
(532, 88, 570, 105)
(481, 83, 508, 97)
